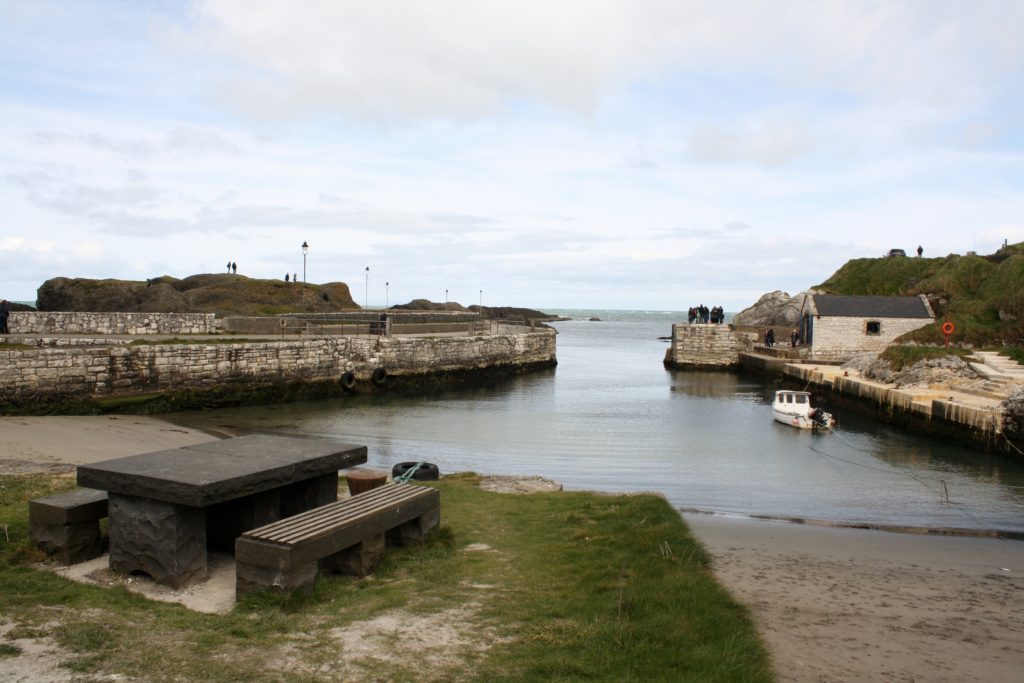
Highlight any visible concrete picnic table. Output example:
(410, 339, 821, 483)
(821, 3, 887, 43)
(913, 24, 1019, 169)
(77, 434, 367, 587)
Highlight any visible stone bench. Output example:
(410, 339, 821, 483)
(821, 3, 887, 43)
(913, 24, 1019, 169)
(235, 482, 440, 596)
(29, 488, 108, 565)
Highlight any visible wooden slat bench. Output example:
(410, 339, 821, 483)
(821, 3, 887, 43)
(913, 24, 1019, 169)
(29, 488, 108, 565)
(235, 482, 440, 596)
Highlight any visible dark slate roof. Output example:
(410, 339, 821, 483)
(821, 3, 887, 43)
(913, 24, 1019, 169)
(812, 295, 932, 319)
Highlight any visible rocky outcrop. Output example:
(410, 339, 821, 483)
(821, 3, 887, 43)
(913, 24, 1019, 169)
(732, 290, 815, 327)
(841, 352, 980, 388)
(1003, 388, 1024, 449)
(393, 300, 557, 322)
(36, 274, 357, 316)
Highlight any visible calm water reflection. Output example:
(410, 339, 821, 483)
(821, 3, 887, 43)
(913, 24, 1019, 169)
(171, 311, 1024, 531)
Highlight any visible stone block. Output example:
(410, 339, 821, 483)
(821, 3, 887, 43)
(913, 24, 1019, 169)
(30, 518, 103, 565)
(387, 507, 441, 547)
(320, 533, 386, 578)
(29, 488, 108, 525)
(108, 494, 207, 588)
(206, 488, 281, 552)
(236, 558, 318, 596)
(280, 472, 339, 517)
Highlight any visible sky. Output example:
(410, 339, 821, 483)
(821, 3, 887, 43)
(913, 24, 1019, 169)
(2, 1, 1023, 310)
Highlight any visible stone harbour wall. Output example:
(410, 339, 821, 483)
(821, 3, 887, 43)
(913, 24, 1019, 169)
(10, 312, 217, 336)
(0, 330, 557, 403)
(784, 364, 1007, 453)
(665, 324, 755, 368)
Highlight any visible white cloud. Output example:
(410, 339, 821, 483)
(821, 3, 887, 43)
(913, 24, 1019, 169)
(180, 0, 1024, 121)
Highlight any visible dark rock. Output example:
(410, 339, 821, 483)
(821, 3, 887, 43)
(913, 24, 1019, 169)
(36, 273, 358, 315)
(733, 290, 816, 327)
(1004, 388, 1024, 449)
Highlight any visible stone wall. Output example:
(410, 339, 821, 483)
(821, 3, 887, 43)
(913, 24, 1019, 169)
(784, 363, 1006, 453)
(0, 330, 557, 403)
(810, 317, 932, 359)
(665, 324, 754, 368)
(10, 312, 217, 336)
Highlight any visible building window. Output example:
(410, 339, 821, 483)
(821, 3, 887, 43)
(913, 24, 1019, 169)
(865, 321, 881, 335)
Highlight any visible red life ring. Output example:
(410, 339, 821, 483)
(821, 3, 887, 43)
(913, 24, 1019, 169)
(941, 321, 954, 335)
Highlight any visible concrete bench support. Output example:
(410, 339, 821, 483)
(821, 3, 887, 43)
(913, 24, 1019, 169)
(235, 483, 440, 597)
(29, 488, 108, 565)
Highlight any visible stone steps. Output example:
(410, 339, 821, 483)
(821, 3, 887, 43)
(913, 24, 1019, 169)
(966, 353, 1024, 400)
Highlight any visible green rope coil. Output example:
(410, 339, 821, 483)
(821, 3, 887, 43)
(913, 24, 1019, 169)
(393, 461, 426, 484)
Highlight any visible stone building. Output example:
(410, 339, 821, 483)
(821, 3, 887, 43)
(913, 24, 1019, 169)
(799, 294, 935, 359)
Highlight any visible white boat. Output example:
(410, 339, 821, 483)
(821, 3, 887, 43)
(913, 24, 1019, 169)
(772, 390, 835, 430)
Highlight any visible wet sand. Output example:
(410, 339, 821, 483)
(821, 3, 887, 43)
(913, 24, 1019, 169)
(0, 415, 217, 474)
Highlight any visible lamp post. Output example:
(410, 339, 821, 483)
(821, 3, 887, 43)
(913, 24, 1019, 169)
(479, 289, 482, 308)
(301, 241, 308, 283)
(364, 266, 369, 310)
(445, 289, 448, 311)
(385, 281, 389, 309)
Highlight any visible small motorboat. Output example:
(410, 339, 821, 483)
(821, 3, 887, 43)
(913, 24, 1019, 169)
(772, 390, 835, 430)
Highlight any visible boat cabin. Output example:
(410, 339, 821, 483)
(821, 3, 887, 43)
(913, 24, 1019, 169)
(774, 390, 810, 413)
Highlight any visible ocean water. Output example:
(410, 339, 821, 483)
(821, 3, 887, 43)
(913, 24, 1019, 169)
(171, 309, 1024, 532)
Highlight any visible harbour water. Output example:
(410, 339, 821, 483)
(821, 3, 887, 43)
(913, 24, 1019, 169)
(172, 310, 1024, 532)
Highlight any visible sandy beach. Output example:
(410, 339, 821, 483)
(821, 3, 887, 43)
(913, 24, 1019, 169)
(686, 513, 1024, 682)
(0, 415, 218, 474)
(3, 416, 1023, 681)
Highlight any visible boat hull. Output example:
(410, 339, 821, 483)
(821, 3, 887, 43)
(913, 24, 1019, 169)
(773, 409, 833, 430)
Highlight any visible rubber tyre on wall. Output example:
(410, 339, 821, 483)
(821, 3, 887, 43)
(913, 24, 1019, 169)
(391, 461, 440, 481)
(371, 367, 387, 386)
(340, 371, 356, 390)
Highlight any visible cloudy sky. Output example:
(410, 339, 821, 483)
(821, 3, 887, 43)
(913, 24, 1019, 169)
(2, 1, 1022, 310)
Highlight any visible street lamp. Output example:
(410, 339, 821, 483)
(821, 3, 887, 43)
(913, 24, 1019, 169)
(479, 289, 482, 308)
(445, 289, 448, 311)
(385, 281, 389, 309)
(301, 241, 309, 283)
(364, 266, 369, 309)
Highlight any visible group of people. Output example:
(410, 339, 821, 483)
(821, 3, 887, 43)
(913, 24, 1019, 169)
(763, 328, 802, 347)
(226, 261, 237, 274)
(687, 305, 725, 324)
(284, 273, 298, 282)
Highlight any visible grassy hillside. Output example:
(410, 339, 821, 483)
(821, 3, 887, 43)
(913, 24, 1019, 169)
(814, 242, 1024, 347)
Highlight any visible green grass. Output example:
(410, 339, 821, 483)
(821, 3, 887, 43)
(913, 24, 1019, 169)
(0, 473, 772, 682)
(0, 343, 34, 351)
(815, 243, 1024, 350)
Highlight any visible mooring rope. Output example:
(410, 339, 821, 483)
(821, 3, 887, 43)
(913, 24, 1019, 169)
(392, 461, 426, 484)
(807, 429, 1016, 529)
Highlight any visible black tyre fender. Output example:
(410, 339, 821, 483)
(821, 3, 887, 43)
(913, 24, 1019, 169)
(391, 461, 440, 481)
(340, 371, 356, 390)
(371, 367, 387, 386)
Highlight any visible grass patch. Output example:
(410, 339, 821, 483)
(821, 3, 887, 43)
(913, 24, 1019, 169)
(0, 473, 771, 682)
(0, 643, 21, 656)
(879, 345, 972, 371)
(997, 347, 1024, 365)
